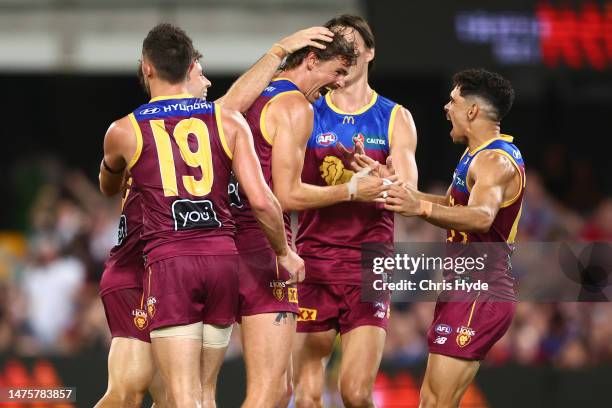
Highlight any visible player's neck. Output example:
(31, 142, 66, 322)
(329, 79, 373, 112)
(467, 123, 501, 152)
(278, 69, 308, 93)
(148, 81, 190, 101)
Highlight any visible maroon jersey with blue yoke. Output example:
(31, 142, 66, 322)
(128, 94, 236, 265)
(297, 91, 401, 285)
(100, 178, 144, 296)
(229, 78, 300, 252)
(445, 135, 525, 301)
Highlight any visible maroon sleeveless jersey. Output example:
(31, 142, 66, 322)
(99, 178, 145, 296)
(228, 79, 299, 252)
(446, 135, 525, 300)
(128, 94, 236, 265)
(297, 91, 400, 285)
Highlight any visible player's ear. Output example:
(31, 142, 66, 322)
(365, 47, 375, 63)
(467, 103, 479, 121)
(306, 51, 318, 71)
(142, 58, 153, 78)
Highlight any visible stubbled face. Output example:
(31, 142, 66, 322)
(187, 60, 212, 100)
(303, 55, 350, 103)
(336, 27, 373, 84)
(444, 86, 472, 144)
(137, 58, 150, 97)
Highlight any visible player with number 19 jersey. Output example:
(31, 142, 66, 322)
(128, 94, 238, 330)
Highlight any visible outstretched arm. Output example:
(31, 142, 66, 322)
(216, 27, 334, 112)
(270, 94, 388, 211)
(385, 151, 519, 233)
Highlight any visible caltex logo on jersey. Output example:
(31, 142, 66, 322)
(316, 132, 338, 146)
(353, 133, 365, 145)
(139, 107, 160, 115)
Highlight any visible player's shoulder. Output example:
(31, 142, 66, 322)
(106, 114, 134, 140)
(269, 91, 312, 118)
(472, 149, 517, 181)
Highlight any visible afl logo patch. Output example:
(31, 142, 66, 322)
(316, 132, 338, 146)
(139, 107, 160, 115)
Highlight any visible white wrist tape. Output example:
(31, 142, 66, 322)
(347, 166, 372, 200)
(381, 178, 393, 198)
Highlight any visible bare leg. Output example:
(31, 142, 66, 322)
(152, 336, 202, 408)
(292, 330, 337, 408)
(95, 337, 154, 408)
(338, 326, 385, 408)
(149, 371, 168, 407)
(241, 313, 296, 408)
(276, 356, 293, 408)
(419, 353, 480, 408)
(201, 345, 227, 408)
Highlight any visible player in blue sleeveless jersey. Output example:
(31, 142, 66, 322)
(292, 15, 418, 408)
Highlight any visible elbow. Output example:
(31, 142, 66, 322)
(249, 193, 278, 215)
(470, 211, 495, 233)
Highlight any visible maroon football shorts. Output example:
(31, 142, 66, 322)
(237, 247, 299, 321)
(296, 282, 390, 335)
(101, 288, 151, 343)
(427, 293, 516, 360)
(143, 255, 239, 331)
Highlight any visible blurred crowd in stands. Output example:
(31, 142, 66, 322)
(1, 156, 611, 370)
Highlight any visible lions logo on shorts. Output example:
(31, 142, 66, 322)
(132, 309, 148, 330)
(270, 280, 285, 301)
(456, 326, 475, 347)
(147, 296, 157, 318)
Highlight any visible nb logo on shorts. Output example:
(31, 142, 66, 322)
(139, 107, 161, 115)
(434, 336, 447, 345)
(298, 307, 317, 321)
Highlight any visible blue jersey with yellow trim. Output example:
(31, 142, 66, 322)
(297, 91, 401, 285)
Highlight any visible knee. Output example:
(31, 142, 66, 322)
(419, 388, 437, 408)
(340, 382, 372, 408)
(105, 388, 146, 408)
(294, 395, 322, 408)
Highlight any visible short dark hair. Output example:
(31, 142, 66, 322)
(452, 68, 515, 121)
(324, 14, 375, 72)
(142, 23, 195, 84)
(283, 27, 357, 71)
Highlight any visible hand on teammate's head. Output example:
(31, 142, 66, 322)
(278, 26, 334, 54)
